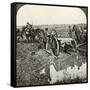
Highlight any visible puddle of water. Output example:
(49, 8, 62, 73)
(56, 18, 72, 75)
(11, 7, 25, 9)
(49, 62, 87, 84)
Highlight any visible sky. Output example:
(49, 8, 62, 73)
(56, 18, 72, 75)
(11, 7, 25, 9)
(17, 5, 86, 26)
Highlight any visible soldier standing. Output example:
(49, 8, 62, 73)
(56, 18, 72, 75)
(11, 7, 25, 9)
(25, 22, 33, 42)
(68, 25, 72, 38)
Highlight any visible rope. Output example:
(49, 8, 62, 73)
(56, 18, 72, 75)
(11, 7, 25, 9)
(76, 42, 87, 48)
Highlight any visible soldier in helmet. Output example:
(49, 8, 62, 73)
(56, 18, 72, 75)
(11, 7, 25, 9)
(26, 22, 32, 30)
(51, 28, 58, 37)
(68, 25, 72, 38)
(25, 22, 34, 42)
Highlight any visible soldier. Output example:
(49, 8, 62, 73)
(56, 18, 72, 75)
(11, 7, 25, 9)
(51, 28, 58, 37)
(44, 28, 50, 37)
(25, 22, 34, 42)
(72, 25, 81, 44)
(68, 25, 72, 38)
(50, 29, 59, 56)
(45, 28, 50, 49)
(26, 22, 32, 29)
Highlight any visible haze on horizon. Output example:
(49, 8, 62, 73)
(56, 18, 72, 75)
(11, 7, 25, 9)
(17, 5, 86, 26)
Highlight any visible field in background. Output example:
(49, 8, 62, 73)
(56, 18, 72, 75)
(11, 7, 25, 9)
(17, 23, 86, 38)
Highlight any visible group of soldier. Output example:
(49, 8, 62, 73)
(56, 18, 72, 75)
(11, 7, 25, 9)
(68, 25, 87, 44)
(17, 22, 87, 56)
(17, 22, 86, 43)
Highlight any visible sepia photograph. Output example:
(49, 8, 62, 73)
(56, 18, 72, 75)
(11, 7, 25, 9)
(15, 3, 88, 87)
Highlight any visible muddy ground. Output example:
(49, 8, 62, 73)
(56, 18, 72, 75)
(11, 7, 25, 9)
(16, 42, 87, 86)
